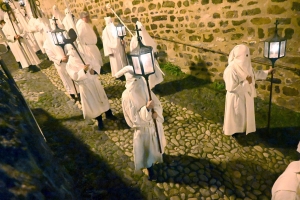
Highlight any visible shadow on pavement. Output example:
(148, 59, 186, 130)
(32, 108, 145, 200)
(233, 127, 300, 156)
(155, 154, 278, 199)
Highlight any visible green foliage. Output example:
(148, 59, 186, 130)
(160, 62, 184, 76)
(211, 81, 225, 91)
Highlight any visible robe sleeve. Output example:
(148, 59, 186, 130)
(139, 106, 153, 122)
(223, 66, 245, 95)
(66, 63, 88, 81)
(254, 69, 268, 81)
(122, 92, 134, 128)
(3, 26, 15, 42)
(44, 46, 63, 65)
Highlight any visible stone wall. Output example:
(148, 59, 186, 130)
(40, 0, 300, 112)
(0, 65, 76, 199)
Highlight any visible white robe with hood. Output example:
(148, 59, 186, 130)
(223, 44, 268, 135)
(102, 17, 127, 76)
(76, 18, 102, 74)
(43, 31, 78, 95)
(62, 8, 77, 33)
(14, 8, 40, 53)
(52, 5, 65, 28)
(2, 13, 40, 68)
(65, 44, 110, 119)
(271, 161, 300, 200)
(115, 66, 166, 171)
(130, 21, 164, 89)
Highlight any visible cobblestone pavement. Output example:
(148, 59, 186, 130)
(2, 48, 299, 199)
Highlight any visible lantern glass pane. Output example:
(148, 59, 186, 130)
(140, 53, 154, 75)
(51, 33, 58, 45)
(269, 41, 280, 58)
(57, 32, 64, 44)
(264, 42, 269, 58)
(122, 26, 126, 36)
(132, 57, 142, 75)
(280, 40, 286, 58)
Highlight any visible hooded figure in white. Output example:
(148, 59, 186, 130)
(223, 44, 273, 136)
(13, 8, 40, 53)
(115, 65, 166, 180)
(2, 12, 40, 69)
(130, 21, 164, 89)
(271, 160, 300, 200)
(65, 44, 117, 129)
(76, 11, 102, 74)
(27, 10, 49, 54)
(102, 17, 127, 77)
(52, 5, 65, 28)
(62, 8, 77, 33)
(43, 21, 79, 101)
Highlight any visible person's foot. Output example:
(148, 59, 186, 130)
(106, 114, 118, 120)
(98, 122, 104, 130)
(147, 166, 157, 181)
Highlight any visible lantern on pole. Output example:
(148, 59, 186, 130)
(50, 17, 68, 49)
(51, 18, 85, 65)
(18, 0, 25, 7)
(116, 22, 129, 66)
(51, 19, 82, 102)
(263, 19, 287, 132)
(129, 25, 162, 153)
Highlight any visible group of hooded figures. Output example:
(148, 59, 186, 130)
(0, 2, 299, 197)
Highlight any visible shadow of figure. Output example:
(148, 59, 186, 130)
(153, 154, 280, 199)
(32, 108, 145, 200)
(233, 127, 300, 155)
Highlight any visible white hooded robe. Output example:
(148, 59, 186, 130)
(102, 17, 127, 76)
(115, 66, 166, 170)
(76, 18, 102, 74)
(223, 44, 268, 136)
(65, 44, 110, 119)
(43, 31, 78, 95)
(2, 13, 40, 68)
(271, 161, 300, 200)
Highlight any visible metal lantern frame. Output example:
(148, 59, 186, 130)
(116, 22, 129, 66)
(18, 0, 25, 7)
(50, 17, 68, 49)
(129, 24, 161, 153)
(116, 22, 126, 39)
(263, 20, 287, 132)
(51, 20, 82, 102)
(129, 25, 155, 78)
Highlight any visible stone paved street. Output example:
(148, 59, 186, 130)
(2, 48, 299, 200)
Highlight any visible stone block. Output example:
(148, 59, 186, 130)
(183, 1, 190, 7)
(284, 28, 294, 39)
(213, 13, 220, 18)
(242, 8, 261, 16)
(148, 3, 156, 10)
(212, 0, 223, 4)
(231, 33, 244, 40)
(267, 5, 286, 14)
(251, 17, 271, 25)
(226, 11, 238, 18)
(201, 0, 209, 5)
(282, 86, 299, 96)
(292, 2, 300, 11)
(162, 1, 175, 8)
(203, 34, 214, 42)
(232, 19, 247, 26)
(152, 15, 168, 22)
